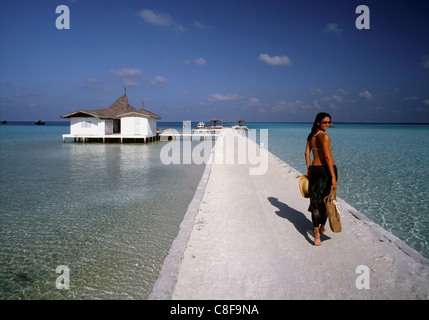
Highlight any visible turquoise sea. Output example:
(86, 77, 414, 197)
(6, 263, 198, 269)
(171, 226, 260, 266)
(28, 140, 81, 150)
(249, 122, 429, 260)
(1, 121, 428, 299)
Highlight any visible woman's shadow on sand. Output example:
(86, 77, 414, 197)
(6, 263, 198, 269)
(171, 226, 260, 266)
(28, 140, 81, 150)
(268, 197, 331, 245)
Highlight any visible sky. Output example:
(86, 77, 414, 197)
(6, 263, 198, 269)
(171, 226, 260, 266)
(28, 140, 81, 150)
(0, 0, 428, 123)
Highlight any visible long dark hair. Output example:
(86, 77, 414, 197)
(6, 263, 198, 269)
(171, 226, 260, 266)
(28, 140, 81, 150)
(306, 112, 331, 141)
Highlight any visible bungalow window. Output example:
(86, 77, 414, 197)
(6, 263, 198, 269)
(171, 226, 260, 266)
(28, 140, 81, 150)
(81, 120, 92, 128)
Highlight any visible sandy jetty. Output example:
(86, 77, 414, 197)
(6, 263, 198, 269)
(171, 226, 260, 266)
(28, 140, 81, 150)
(150, 128, 429, 300)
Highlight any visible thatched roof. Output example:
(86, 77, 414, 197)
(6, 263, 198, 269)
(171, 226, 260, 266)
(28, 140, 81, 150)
(118, 108, 161, 119)
(60, 94, 161, 119)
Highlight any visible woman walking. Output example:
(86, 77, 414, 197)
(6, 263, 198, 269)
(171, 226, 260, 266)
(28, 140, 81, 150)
(305, 112, 338, 246)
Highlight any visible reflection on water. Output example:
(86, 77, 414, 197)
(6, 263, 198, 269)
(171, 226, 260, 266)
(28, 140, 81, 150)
(0, 130, 208, 299)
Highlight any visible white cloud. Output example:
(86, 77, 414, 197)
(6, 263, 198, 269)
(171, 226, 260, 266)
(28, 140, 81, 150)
(183, 58, 207, 65)
(324, 23, 343, 35)
(337, 88, 349, 95)
(308, 87, 352, 110)
(247, 97, 260, 105)
(267, 99, 313, 113)
(150, 76, 169, 87)
(194, 21, 212, 29)
(138, 9, 172, 26)
(109, 68, 145, 86)
(258, 53, 292, 66)
(109, 68, 144, 78)
(208, 93, 244, 101)
(137, 9, 185, 31)
(78, 78, 99, 89)
(320, 94, 344, 103)
(331, 95, 344, 103)
(424, 99, 429, 105)
(359, 90, 373, 100)
(194, 57, 207, 65)
(313, 100, 322, 109)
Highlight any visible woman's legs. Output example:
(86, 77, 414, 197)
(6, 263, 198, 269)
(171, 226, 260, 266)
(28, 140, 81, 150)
(311, 206, 328, 227)
(311, 207, 324, 245)
(314, 226, 322, 246)
(309, 165, 338, 246)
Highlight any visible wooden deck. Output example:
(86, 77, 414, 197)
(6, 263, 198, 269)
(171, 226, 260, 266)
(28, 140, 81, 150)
(62, 133, 160, 143)
(63, 128, 229, 143)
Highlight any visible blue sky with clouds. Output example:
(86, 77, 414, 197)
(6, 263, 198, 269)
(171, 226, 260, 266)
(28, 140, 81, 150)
(0, 0, 428, 122)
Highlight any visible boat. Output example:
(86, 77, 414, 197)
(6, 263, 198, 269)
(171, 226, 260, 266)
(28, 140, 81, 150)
(1, 120, 6, 124)
(192, 121, 219, 134)
(35, 120, 46, 125)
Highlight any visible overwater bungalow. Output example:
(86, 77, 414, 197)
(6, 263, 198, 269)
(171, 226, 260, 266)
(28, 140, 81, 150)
(60, 91, 161, 143)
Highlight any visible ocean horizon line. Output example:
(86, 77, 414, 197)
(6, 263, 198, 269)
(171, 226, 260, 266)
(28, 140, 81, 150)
(2, 120, 429, 126)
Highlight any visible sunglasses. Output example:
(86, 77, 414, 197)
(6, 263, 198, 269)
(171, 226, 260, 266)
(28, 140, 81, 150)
(322, 121, 332, 124)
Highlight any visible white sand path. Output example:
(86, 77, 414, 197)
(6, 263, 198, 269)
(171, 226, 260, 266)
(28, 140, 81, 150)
(150, 128, 429, 300)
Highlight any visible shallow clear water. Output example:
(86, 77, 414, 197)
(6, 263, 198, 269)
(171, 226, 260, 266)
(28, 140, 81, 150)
(0, 123, 207, 299)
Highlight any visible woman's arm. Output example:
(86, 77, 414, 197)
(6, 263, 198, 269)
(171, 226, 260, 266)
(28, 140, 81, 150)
(305, 140, 311, 174)
(321, 134, 337, 189)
